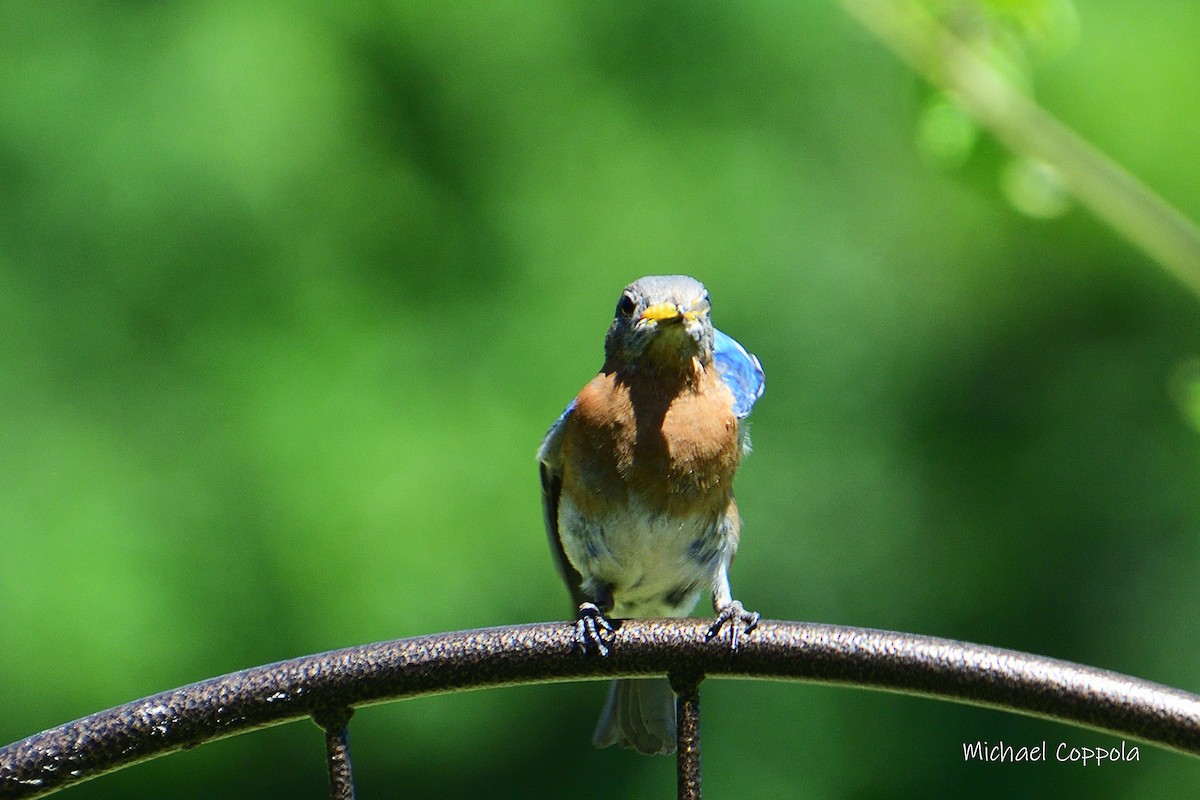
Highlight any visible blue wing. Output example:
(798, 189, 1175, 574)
(713, 328, 764, 419)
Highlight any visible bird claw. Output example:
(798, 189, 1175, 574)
(707, 601, 760, 652)
(575, 602, 616, 656)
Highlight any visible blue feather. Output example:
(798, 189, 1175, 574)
(713, 328, 764, 419)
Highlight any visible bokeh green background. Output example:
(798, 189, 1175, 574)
(3, 1, 1200, 797)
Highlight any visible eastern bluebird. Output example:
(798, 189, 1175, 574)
(538, 274, 765, 755)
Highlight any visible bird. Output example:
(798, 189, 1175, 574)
(537, 274, 765, 755)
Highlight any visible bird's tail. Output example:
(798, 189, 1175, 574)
(592, 678, 677, 755)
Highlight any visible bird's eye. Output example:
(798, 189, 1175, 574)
(617, 293, 637, 318)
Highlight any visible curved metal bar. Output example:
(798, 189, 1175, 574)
(3, 620, 1199, 798)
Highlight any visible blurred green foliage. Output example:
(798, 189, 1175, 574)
(2, 1, 1200, 797)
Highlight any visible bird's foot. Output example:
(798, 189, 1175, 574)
(575, 602, 616, 656)
(707, 601, 760, 652)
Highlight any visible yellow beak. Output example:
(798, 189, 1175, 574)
(641, 303, 686, 322)
(640, 303, 680, 322)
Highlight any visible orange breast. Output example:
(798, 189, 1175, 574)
(561, 365, 741, 518)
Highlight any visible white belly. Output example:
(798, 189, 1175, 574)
(558, 493, 736, 618)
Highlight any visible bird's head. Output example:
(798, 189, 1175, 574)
(603, 275, 715, 372)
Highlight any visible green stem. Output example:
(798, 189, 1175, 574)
(840, 0, 1200, 300)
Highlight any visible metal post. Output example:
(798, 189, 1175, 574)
(313, 706, 356, 800)
(669, 672, 704, 800)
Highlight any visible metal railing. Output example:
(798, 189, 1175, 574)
(3, 618, 1200, 799)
